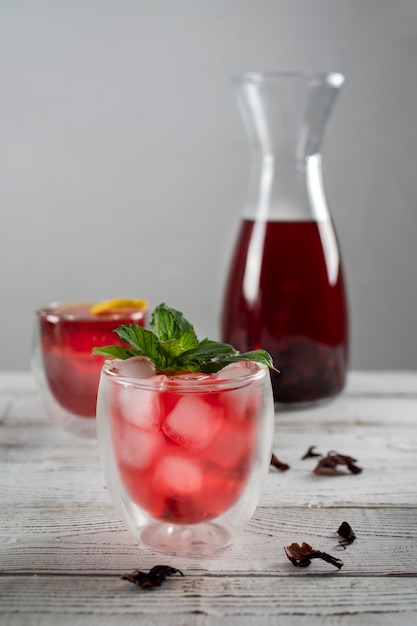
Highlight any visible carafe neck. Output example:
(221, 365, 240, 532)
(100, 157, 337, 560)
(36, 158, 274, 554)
(233, 71, 344, 222)
(245, 152, 329, 221)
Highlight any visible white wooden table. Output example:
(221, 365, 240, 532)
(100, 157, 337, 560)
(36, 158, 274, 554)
(1, 371, 417, 625)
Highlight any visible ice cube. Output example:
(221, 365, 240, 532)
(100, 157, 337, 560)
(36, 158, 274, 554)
(109, 356, 155, 379)
(204, 417, 256, 470)
(114, 423, 165, 470)
(162, 394, 224, 453)
(152, 454, 203, 500)
(118, 381, 163, 430)
(216, 362, 260, 419)
(217, 385, 252, 422)
(165, 372, 212, 384)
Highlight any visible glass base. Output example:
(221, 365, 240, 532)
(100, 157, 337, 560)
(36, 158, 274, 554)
(139, 521, 232, 557)
(60, 414, 97, 439)
(40, 384, 97, 438)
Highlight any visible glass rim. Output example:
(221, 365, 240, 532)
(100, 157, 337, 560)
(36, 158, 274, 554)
(231, 70, 345, 88)
(101, 360, 268, 391)
(35, 301, 147, 322)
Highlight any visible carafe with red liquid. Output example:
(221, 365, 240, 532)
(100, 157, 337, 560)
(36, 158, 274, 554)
(221, 71, 349, 406)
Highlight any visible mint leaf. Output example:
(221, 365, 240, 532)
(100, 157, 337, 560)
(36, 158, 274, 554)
(178, 339, 238, 366)
(114, 324, 162, 366)
(197, 349, 277, 374)
(92, 303, 276, 375)
(151, 306, 180, 342)
(236, 349, 277, 370)
(92, 345, 137, 359)
(151, 303, 197, 343)
(178, 331, 199, 352)
(158, 338, 184, 363)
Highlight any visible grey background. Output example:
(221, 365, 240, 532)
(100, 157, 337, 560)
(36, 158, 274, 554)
(1, 0, 416, 371)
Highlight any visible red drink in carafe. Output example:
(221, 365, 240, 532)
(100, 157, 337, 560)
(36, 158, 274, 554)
(222, 218, 348, 404)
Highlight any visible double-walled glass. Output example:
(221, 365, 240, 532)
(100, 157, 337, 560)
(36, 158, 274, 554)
(96, 361, 274, 556)
(32, 302, 147, 437)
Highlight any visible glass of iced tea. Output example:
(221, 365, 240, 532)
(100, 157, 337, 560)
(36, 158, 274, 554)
(32, 300, 147, 437)
(96, 358, 274, 556)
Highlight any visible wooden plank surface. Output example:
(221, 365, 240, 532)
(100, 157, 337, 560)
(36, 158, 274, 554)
(1, 371, 417, 625)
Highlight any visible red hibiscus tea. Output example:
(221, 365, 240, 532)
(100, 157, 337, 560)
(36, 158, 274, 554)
(109, 364, 260, 524)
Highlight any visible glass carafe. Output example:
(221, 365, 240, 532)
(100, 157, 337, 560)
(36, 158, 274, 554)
(221, 71, 349, 406)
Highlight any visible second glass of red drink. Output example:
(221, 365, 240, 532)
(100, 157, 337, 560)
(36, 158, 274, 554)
(32, 300, 147, 437)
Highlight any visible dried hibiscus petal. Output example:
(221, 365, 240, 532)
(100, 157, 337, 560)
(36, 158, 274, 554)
(284, 542, 343, 569)
(313, 451, 362, 475)
(121, 565, 184, 589)
(270, 453, 290, 471)
(337, 521, 356, 547)
(301, 445, 322, 460)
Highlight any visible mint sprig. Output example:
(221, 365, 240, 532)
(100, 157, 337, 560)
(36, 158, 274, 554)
(92, 302, 277, 374)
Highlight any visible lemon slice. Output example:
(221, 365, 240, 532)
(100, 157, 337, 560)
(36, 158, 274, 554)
(90, 298, 148, 316)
